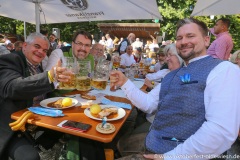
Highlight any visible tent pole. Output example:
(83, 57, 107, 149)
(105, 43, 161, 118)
(35, 2, 40, 33)
(24, 22, 27, 40)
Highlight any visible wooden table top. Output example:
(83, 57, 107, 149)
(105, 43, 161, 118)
(11, 92, 133, 143)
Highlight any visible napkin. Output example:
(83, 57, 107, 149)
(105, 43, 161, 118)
(101, 97, 132, 110)
(28, 107, 64, 117)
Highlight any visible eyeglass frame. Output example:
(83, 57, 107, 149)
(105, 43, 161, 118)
(73, 41, 91, 48)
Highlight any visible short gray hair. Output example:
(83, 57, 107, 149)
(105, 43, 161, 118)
(25, 32, 50, 49)
(230, 50, 240, 64)
(164, 43, 183, 65)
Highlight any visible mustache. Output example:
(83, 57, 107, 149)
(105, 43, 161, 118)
(179, 44, 194, 50)
(77, 49, 87, 54)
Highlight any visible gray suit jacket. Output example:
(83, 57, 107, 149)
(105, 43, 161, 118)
(0, 51, 54, 157)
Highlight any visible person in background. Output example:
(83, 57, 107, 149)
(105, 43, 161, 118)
(6, 43, 14, 52)
(14, 41, 23, 52)
(4, 36, 11, 45)
(148, 39, 159, 58)
(0, 45, 10, 55)
(91, 34, 96, 45)
(118, 37, 124, 45)
(119, 45, 136, 73)
(154, 48, 167, 72)
(40, 28, 49, 37)
(207, 18, 233, 60)
(90, 43, 106, 67)
(48, 34, 57, 54)
(111, 17, 240, 160)
(132, 38, 143, 53)
(144, 44, 182, 89)
(0, 32, 71, 160)
(105, 34, 114, 55)
(133, 47, 142, 63)
(118, 33, 135, 55)
(99, 36, 107, 51)
(230, 50, 240, 67)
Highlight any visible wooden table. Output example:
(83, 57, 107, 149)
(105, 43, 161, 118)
(11, 92, 133, 143)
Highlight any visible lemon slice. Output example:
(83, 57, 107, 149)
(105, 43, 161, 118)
(90, 104, 101, 114)
(62, 98, 72, 107)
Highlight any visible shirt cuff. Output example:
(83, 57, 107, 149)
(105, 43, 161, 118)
(121, 79, 136, 94)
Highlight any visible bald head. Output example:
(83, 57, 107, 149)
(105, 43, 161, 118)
(127, 33, 136, 44)
(90, 43, 105, 59)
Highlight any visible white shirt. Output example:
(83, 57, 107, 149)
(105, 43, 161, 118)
(106, 38, 113, 49)
(119, 53, 136, 72)
(99, 40, 106, 46)
(146, 69, 170, 82)
(149, 43, 159, 52)
(121, 55, 240, 159)
(45, 49, 64, 71)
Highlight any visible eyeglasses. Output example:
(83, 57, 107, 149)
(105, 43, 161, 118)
(166, 54, 176, 58)
(73, 41, 91, 48)
(94, 48, 104, 52)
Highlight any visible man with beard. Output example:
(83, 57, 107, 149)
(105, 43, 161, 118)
(110, 18, 240, 160)
(44, 30, 94, 71)
(118, 33, 136, 55)
(71, 30, 94, 70)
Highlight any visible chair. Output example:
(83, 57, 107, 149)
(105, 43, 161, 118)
(104, 149, 114, 160)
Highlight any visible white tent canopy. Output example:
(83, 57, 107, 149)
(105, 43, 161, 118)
(0, 0, 162, 32)
(191, 0, 240, 16)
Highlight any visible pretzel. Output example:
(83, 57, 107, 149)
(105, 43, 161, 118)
(81, 94, 96, 100)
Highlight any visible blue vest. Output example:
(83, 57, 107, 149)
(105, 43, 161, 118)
(145, 56, 222, 153)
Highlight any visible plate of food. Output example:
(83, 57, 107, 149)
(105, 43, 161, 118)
(40, 97, 79, 109)
(84, 104, 126, 121)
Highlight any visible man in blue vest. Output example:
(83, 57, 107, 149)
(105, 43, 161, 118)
(111, 18, 240, 160)
(118, 33, 136, 55)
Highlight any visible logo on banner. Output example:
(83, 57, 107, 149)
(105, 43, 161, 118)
(61, 0, 88, 11)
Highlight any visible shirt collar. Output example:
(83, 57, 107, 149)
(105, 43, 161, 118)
(216, 31, 229, 38)
(183, 55, 209, 67)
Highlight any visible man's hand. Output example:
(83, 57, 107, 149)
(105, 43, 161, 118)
(143, 154, 164, 160)
(144, 78, 154, 88)
(49, 59, 71, 82)
(109, 70, 128, 89)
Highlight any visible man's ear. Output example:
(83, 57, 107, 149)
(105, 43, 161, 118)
(204, 36, 210, 47)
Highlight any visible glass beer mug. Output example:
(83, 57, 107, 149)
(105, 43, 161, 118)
(58, 57, 76, 90)
(75, 60, 91, 91)
(91, 59, 112, 90)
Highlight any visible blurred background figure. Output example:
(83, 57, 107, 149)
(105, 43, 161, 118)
(133, 47, 142, 63)
(131, 38, 143, 53)
(0, 45, 10, 55)
(14, 41, 23, 52)
(118, 33, 135, 55)
(230, 50, 240, 67)
(105, 34, 114, 55)
(6, 43, 14, 52)
(4, 36, 11, 45)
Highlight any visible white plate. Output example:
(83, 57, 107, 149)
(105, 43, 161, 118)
(40, 97, 78, 110)
(84, 105, 126, 121)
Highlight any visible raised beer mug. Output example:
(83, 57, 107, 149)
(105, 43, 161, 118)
(58, 57, 76, 90)
(76, 60, 91, 91)
(91, 59, 112, 90)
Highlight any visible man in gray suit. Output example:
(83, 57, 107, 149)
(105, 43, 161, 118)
(0, 32, 70, 160)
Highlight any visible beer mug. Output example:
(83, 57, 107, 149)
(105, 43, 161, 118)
(75, 60, 91, 91)
(112, 55, 120, 69)
(91, 59, 112, 90)
(58, 57, 76, 90)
